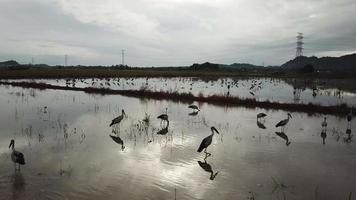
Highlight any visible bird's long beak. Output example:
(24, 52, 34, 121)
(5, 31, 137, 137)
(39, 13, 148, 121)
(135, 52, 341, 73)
(212, 127, 220, 134)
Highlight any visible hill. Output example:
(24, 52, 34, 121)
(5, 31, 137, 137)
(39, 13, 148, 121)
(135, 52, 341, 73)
(281, 54, 356, 72)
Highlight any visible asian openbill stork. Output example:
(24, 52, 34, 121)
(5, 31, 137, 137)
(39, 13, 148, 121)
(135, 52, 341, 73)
(157, 108, 169, 126)
(188, 105, 200, 112)
(275, 113, 292, 132)
(347, 109, 352, 122)
(109, 109, 127, 127)
(9, 140, 25, 171)
(321, 117, 327, 131)
(257, 113, 267, 121)
(197, 126, 220, 155)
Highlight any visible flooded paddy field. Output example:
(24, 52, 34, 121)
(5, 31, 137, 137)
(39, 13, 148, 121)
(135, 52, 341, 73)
(0, 78, 354, 200)
(7, 77, 356, 106)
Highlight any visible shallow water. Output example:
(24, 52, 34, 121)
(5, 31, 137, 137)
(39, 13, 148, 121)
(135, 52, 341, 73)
(0, 84, 355, 200)
(9, 77, 356, 106)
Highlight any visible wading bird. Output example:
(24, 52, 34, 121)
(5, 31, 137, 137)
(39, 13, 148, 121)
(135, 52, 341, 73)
(197, 127, 220, 155)
(188, 105, 200, 112)
(322, 117, 327, 131)
(109, 109, 127, 127)
(157, 120, 169, 135)
(347, 109, 352, 122)
(9, 140, 25, 171)
(157, 108, 169, 127)
(257, 113, 267, 121)
(275, 113, 292, 132)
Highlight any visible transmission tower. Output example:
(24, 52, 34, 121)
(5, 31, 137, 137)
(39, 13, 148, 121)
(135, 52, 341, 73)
(296, 32, 304, 57)
(121, 49, 125, 65)
(64, 54, 68, 66)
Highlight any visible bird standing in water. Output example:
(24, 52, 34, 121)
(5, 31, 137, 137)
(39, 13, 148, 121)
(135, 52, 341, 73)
(197, 127, 220, 155)
(157, 108, 169, 127)
(110, 109, 127, 127)
(9, 140, 25, 171)
(257, 113, 267, 121)
(188, 105, 200, 112)
(321, 117, 327, 131)
(275, 113, 292, 132)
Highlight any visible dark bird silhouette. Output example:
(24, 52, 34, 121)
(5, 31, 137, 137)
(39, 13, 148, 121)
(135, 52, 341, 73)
(347, 109, 352, 123)
(9, 140, 25, 171)
(109, 135, 125, 150)
(188, 105, 200, 112)
(257, 113, 267, 121)
(197, 127, 219, 155)
(275, 132, 291, 146)
(257, 121, 267, 129)
(321, 117, 327, 132)
(197, 158, 219, 180)
(276, 113, 292, 132)
(110, 109, 127, 127)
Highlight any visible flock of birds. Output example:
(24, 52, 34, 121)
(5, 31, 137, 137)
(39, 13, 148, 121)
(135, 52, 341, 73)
(8, 104, 353, 175)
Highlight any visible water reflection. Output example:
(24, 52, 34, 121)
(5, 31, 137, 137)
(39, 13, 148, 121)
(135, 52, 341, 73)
(321, 130, 327, 145)
(275, 131, 291, 146)
(11, 173, 25, 199)
(0, 85, 355, 200)
(109, 135, 125, 150)
(197, 153, 219, 180)
(256, 121, 267, 129)
(188, 111, 199, 116)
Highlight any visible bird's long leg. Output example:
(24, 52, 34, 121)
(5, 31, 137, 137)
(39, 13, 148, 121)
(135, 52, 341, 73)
(204, 148, 211, 157)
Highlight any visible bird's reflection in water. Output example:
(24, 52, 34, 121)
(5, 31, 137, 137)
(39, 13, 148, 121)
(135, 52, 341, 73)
(257, 121, 266, 129)
(197, 153, 219, 180)
(275, 131, 291, 146)
(321, 130, 327, 145)
(12, 172, 25, 199)
(344, 128, 353, 143)
(188, 111, 199, 116)
(109, 135, 125, 150)
(157, 120, 169, 135)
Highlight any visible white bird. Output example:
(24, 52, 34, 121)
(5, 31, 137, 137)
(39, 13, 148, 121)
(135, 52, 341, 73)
(9, 140, 25, 171)
(275, 113, 292, 132)
(109, 109, 127, 127)
(197, 127, 220, 155)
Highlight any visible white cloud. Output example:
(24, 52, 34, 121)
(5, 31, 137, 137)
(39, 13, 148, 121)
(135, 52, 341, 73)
(0, 0, 355, 66)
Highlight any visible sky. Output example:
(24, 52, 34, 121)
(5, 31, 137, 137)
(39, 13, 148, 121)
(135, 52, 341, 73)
(0, 0, 356, 67)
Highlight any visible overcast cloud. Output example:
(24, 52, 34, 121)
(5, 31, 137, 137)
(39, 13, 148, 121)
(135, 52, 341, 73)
(0, 0, 356, 66)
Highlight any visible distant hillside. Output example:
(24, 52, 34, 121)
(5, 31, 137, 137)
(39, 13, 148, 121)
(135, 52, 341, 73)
(220, 63, 264, 70)
(281, 54, 356, 72)
(0, 60, 20, 67)
(190, 62, 219, 70)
